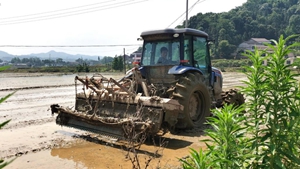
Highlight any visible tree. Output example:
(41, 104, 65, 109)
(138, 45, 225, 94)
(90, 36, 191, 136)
(136, 47, 143, 53)
(31, 57, 42, 66)
(21, 58, 30, 63)
(75, 58, 84, 64)
(100, 56, 113, 64)
(76, 62, 90, 72)
(287, 15, 300, 34)
(42, 59, 53, 66)
(112, 56, 123, 71)
(118, 56, 124, 71)
(11, 57, 21, 63)
(56, 58, 64, 64)
(217, 40, 236, 59)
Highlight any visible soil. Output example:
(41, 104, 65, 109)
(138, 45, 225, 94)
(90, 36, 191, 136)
(0, 72, 246, 169)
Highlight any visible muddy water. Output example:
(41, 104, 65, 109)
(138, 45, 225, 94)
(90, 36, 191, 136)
(8, 132, 208, 169)
(0, 72, 246, 169)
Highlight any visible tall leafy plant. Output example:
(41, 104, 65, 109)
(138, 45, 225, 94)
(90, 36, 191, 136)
(241, 46, 268, 165)
(244, 35, 300, 168)
(180, 104, 248, 169)
(181, 34, 300, 169)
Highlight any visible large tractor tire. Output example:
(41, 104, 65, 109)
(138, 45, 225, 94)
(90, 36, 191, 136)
(172, 72, 211, 129)
(221, 89, 245, 107)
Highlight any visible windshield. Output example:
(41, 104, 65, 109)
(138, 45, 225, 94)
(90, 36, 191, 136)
(141, 40, 180, 66)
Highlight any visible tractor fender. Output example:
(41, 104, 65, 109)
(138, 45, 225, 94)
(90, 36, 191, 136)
(211, 67, 223, 87)
(211, 67, 223, 99)
(167, 65, 204, 75)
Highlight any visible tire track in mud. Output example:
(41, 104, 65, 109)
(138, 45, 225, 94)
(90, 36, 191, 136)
(2, 117, 55, 130)
(0, 84, 74, 91)
(222, 73, 247, 90)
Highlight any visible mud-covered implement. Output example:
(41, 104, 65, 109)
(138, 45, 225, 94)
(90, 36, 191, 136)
(51, 70, 183, 140)
(51, 28, 244, 140)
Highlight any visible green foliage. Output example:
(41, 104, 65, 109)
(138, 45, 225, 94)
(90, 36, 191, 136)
(212, 59, 253, 68)
(112, 56, 124, 71)
(217, 40, 236, 59)
(181, 34, 300, 168)
(0, 65, 112, 73)
(180, 148, 214, 169)
(180, 104, 247, 169)
(100, 56, 113, 64)
(10, 57, 21, 63)
(242, 35, 300, 168)
(204, 105, 248, 169)
(76, 62, 90, 72)
(0, 65, 10, 72)
(0, 120, 11, 129)
(0, 159, 14, 169)
(0, 91, 16, 104)
(178, 0, 300, 58)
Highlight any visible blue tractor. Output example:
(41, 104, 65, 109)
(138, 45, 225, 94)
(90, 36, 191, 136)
(51, 28, 244, 139)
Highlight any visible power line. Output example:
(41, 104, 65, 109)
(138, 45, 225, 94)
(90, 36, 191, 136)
(167, 0, 207, 28)
(0, 0, 113, 20)
(0, 0, 149, 25)
(0, 0, 147, 25)
(0, 44, 141, 47)
(51, 46, 141, 55)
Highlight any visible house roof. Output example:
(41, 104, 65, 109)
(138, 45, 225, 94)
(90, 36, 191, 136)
(251, 38, 270, 43)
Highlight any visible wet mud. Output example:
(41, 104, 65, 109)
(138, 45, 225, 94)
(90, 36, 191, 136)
(0, 72, 246, 169)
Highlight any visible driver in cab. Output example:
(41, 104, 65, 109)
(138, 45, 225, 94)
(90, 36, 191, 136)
(157, 47, 170, 64)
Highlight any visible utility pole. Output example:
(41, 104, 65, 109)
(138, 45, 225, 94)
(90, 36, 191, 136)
(123, 48, 126, 74)
(185, 0, 188, 28)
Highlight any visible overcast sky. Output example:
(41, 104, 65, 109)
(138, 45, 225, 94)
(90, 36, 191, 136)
(0, 0, 247, 57)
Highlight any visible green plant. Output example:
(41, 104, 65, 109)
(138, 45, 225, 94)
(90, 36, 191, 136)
(180, 148, 214, 169)
(180, 104, 248, 169)
(76, 62, 90, 72)
(242, 35, 300, 168)
(181, 34, 300, 169)
(241, 46, 267, 164)
(0, 65, 10, 72)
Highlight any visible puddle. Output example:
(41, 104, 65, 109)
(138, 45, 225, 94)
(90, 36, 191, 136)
(6, 132, 208, 169)
(6, 150, 87, 169)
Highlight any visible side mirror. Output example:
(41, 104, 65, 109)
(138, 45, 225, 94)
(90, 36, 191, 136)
(208, 39, 215, 45)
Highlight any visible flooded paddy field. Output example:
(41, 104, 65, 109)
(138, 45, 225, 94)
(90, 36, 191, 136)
(0, 72, 246, 169)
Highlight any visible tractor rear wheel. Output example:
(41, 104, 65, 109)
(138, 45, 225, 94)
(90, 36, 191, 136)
(172, 72, 211, 129)
(221, 89, 245, 107)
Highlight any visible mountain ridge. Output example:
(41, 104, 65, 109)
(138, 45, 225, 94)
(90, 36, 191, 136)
(0, 50, 99, 62)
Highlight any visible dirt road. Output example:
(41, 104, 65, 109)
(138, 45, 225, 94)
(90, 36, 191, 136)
(0, 72, 246, 169)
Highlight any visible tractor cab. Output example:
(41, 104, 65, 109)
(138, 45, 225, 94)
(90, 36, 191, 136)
(139, 28, 213, 86)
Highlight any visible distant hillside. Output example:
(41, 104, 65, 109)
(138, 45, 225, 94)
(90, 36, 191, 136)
(178, 0, 300, 59)
(0, 51, 15, 61)
(0, 50, 99, 62)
